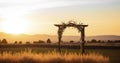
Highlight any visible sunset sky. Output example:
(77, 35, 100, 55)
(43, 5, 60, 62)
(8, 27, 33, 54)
(0, 0, 120, 36)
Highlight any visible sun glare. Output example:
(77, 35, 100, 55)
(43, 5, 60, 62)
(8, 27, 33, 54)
(1, 18, 29, 35)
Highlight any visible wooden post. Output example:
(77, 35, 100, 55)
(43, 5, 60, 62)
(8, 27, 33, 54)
(58, 33, 61, 53)
(58, 27, 62, 53)
(81, 27, 85, 54)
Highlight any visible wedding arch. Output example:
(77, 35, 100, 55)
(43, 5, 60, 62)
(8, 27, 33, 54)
(54, 21, 88, 54)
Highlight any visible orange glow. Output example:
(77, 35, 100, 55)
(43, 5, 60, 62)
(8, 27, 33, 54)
(1, 18, 29, 35)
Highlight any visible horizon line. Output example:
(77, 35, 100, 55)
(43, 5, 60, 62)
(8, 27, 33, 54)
(0, 32, 120, 37)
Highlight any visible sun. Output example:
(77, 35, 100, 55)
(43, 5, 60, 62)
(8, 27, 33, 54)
(1, 18, 29, 35)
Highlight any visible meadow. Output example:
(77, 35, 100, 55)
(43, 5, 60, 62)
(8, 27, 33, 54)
(0, 48, 109, 63)
(0, 44, 120, 63)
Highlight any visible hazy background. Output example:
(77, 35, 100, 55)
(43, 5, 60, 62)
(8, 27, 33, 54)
(0, 0, 120, 36)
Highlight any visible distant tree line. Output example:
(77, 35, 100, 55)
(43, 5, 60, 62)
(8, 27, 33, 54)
(0, 39, 7, 44)
(14, 41, 23, 44)
(0, 38, 52, 44)
(63, 39, 120, 44)
(86, 39, 120, 43)
(0, 38, 120, 45)
(32, 38, 52, 44)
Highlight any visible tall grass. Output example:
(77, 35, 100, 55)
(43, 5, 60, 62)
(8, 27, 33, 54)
(0, 50, 109, 63)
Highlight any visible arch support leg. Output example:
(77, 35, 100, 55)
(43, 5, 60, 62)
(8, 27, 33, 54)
(81, 27, 85, 54)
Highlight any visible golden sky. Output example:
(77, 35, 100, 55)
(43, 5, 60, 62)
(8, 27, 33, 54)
(0, 0, 120, 36)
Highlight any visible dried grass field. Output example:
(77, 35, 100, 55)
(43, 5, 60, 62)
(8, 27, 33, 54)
(0, 44, 120, 63)
(0, 49, 109, 63)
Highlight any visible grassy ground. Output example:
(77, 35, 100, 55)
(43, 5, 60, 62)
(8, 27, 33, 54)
(0, 48, 109, 63)
(86, 49, 120, 63)
(0, 47, 119, 63)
